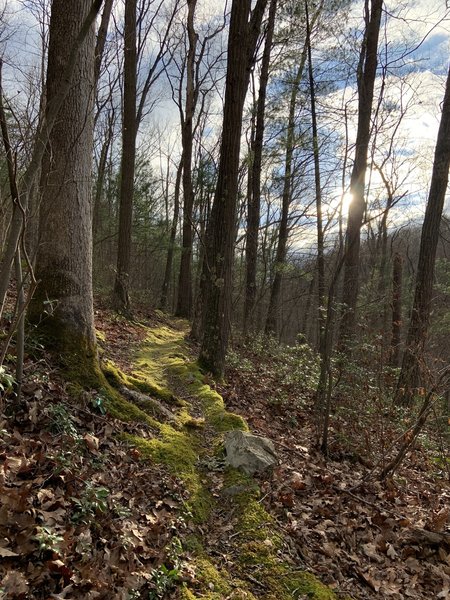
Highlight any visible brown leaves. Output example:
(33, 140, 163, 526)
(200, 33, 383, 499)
(0, 375, 187, 599)
(220, 348, 450, 599)
(1, 570, 28, 597)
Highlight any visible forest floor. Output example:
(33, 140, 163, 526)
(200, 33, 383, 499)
(0, 304, 449, 599)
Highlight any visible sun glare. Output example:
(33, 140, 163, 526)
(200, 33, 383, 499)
(341, 192, 353, 215)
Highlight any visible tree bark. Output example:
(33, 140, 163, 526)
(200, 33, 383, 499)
(160, 158, 183, 311)
(339, 0, 383, 350)
(199, 0, 268, 377)
(0, 0, 103, 318)
(395, 63, 450, 405)
(93, 109, 115, 239)
(112, 0, 137, 314)
(28, 0, 98, 373)
(94, 0, 114, 89)
(390, 252, 402, 367)
(244, 0, 277, 335)
(305, 0, 325, 356)
(176, 0, 197, 318)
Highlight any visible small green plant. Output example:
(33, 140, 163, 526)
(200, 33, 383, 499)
(91, 395, 107, 415)
(148, 537, 183, 599)
(0, 366, 15, 394)
(228, 333, 320, 389)
(48, 449, 77, 474)
(34, 526, 64, 555)
(71, 483, 110, 523)
(226, 349, 252, 372)
(112, 502, 132, 519)
(46, 403, 81, 439)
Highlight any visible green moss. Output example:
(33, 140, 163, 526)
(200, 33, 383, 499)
(239, 499, 274, 537)
(288, 572, 339, 599)
(177, 409, 205, 429)
(178, 587, 197, 600)
(188, 380, 248, 432)
(98, 321, 344, 600)
(95, 329, 106, 343)
(102, 359, 128, 387)
(102, 359, 176, 403)
(105, 390, 159, 427)
(121, 429, 213, 523)
(121, 428, 196, 474)
(240, 540, 283, 570)
(191, 558, 233, 596)
(183, 535, 204, 554)
(219, 469, 339, 599)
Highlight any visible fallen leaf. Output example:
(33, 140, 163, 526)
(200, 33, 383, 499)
(84, 434, 100, 451)
(1, 570, 28, 594)
(0, 546, 19, 558)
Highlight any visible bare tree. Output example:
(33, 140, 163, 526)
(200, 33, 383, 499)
(199, 0, 268, 377)
(112, 0, 137, 313)
(112, 0, 181, 313)
(395, 63, 450, 405)
(339, 0, 383, 350)
(243, 0, 277, 335)
(176, 0, 197, 318)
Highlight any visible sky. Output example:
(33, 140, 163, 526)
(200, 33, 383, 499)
(1, 0, 450, 238)
(322, 0, 450, 231)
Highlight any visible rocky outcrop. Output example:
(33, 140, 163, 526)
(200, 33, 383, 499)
(224, 430, 278, 475)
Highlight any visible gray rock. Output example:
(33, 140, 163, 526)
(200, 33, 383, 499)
(224, 430, 278, 475)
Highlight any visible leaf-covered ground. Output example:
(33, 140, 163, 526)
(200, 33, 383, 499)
(219, 340, 450, 599)
(0, 306, 449, 599)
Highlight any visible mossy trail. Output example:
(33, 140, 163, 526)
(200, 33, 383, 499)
(103, 319, 347, 600)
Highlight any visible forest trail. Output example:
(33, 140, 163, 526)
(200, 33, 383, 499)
(106, 315, 339, 599)
(0, 308, 448, 599)
(110, 312, 449, 600)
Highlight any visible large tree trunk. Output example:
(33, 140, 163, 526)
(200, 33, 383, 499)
(198, 0, 268, 377)
(243, 0, 277, 335)
(395, 63, 450, 405)
(28, 0, 98, 375)
(0, 0, 102, 318)
(339, 0, 383, 350)
(176, 0, 197, 318)
(112, 0, 137, 314)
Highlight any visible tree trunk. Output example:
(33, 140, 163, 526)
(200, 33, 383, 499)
(199, 0, 268, 377)
(244, 0, 277, 335)
(339, 0, 383, 350)
(305, 0, 325, 356)
(0, 0, 103, 318)
(265, 54, 306, 337)
(93, 110, 115, 239)
(160, 158, 183, 311)
(390, 252, 402, 367)
(112, 0, 137, 314)
(94, 0, 114, 89)
(28, 0, 98, 375)
(395, 63, 450, 405)
(176, 0, 197, 318)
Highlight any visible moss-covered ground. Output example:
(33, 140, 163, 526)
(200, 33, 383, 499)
(100, 318, 346, 599)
